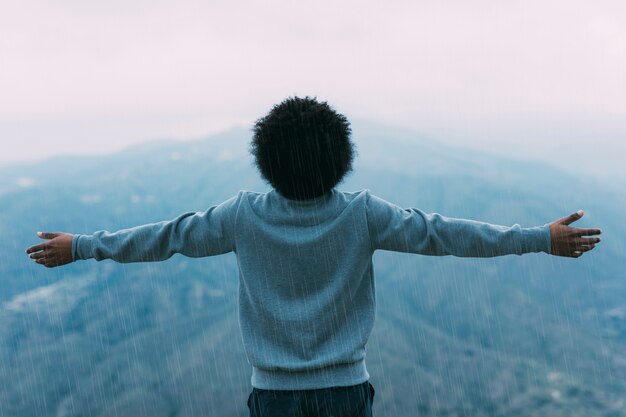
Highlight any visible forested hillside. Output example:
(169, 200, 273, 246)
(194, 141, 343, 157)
(1, 123, 624, 416)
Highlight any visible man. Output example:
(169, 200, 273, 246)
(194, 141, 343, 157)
(26, 96, 601, 417)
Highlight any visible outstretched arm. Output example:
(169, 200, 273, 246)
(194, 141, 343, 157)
(26, 195, 240, 268)
(367, 193, 601, 258)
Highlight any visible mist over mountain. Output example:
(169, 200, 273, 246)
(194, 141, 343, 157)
(1, 122, 625, 416)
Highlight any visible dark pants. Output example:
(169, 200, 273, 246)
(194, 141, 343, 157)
(247, 381, 375, 417)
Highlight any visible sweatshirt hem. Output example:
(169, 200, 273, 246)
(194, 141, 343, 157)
(251, 360, 369, 390)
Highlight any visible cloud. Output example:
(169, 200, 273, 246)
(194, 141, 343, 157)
(1, 0, 625, 175)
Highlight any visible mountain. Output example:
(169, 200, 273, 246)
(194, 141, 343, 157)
(1, 122, 625, 416)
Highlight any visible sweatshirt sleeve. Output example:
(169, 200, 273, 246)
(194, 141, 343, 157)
(366, 192, 552, 257)
(72, 193, 241, 262)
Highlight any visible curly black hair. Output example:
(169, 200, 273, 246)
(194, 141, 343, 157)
(251, 96, 355, 200)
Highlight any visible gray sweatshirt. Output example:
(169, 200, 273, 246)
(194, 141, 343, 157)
(72, 189, 552, 390)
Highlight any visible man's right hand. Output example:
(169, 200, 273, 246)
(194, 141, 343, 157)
(548, 210, 602, 257)
(26, 232, 74, 268)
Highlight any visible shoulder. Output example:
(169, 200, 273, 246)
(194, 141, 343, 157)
(335, 189, 402, 212)
(235, 190, 271, 206)
(335, 188, 370, 203)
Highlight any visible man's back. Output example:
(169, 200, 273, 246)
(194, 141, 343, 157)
(236, 189, 374, 390)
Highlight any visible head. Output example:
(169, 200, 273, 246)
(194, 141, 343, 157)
(251, 96, 355, 200)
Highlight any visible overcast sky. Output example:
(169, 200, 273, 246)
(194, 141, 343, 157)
(2, 0, 625, 178)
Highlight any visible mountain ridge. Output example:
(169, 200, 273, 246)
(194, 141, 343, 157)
(1, 121, 624, 416)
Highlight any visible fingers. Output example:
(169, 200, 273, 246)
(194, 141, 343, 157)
(26, 242, 48, 254)
(573, 228, 602, 237)
(577, 243, 597, 252)
(28, 246, 54, 264)
(29, 251, 47, 260)
(26, 232, 72, 268)
(572, 237, 601, 245)
(571, 244, 596, 257)
(565, 247, 592, 258)
(566, 239, 599, 257)
(26, 232, 59, 254)
(34, 257, 58, 268)
(569, 237, 600, 253)
(37, 231, 60, 239)
(551, 229, 602, 258)
(31, 252, 64, 268)
(560, 210, 584, 226)
(34, 257, 48, 266)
